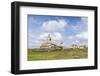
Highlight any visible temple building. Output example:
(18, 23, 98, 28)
(40, 34, 64, 52)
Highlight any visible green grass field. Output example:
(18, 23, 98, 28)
(28, 48, 88, 61)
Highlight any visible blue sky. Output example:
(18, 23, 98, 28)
(28, 15, 88, 48)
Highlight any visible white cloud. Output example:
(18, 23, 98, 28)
(71, 17, 88, 32)
(42, 19, 67, 31)
(28, 31, 42, 48)
(28, 32, 63, 48)
(39, 32, 63, 41)
(81, 17, 88, 25)
(68, 31, 88, 40)
(28, 40, 39, 48)
(75, 31, 88, 39)
(72, 40, 80, 45)
(52, 32, 62, 41)
(39, 32, 50, 40)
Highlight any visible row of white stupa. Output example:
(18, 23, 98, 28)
(40, 34, 87, 49)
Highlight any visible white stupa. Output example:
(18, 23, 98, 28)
(40, 34, 64, 51)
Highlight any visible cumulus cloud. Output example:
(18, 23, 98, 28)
(53, 32, 62, 40)
(75, 31, 88, 40)
(39, 32, 50, 40)
(81, 17, 88, 25)
(28, 31, 42, 48)
(28, 17, 88, 48)
(67, 31, 88, 47)
(71, 17, 88, 32)
(28, 32, 63, 48)
(42, 19, 67, 31)
(71, 39, 88, 46)
(71, 40, 80, 45)
(28, 40, 41, 48)
(68, 31, 88, 41)
(39, 32, 63, 41)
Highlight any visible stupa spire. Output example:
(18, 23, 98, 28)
(47, 34, 52, 42)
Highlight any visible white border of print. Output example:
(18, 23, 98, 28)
(20, 6, 94, 70)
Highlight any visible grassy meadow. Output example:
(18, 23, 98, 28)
(28, 48, 88, 61)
